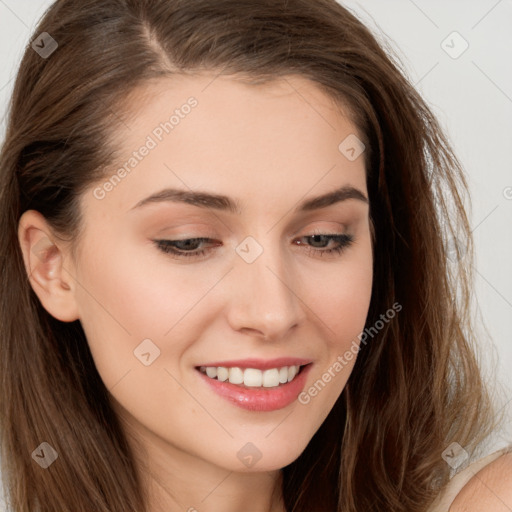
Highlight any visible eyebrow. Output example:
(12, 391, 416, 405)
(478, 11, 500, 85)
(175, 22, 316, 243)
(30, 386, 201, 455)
(129, 185, 368, 214)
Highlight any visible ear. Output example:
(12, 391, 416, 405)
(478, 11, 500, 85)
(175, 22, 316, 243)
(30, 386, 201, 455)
(17, 209, 80, 322)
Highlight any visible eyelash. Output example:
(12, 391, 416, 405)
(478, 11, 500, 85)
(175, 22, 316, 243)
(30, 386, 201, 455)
(153, 233, 354, 260)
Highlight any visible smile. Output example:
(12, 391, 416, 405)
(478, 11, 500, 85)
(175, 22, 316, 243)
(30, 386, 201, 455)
(195, 361, 313, 412)
(198, 364, 304, 388)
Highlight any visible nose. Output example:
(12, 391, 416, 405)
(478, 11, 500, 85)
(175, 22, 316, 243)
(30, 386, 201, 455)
(225, 241, 304, 341)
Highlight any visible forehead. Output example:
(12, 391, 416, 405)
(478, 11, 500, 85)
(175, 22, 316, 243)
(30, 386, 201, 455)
(83, 73, 367, 219)
(111, 72, 364, 156)
(120, 72, 359, 125)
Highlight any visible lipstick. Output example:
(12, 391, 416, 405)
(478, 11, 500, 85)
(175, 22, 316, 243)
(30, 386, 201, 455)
(196, 361, 312, 412)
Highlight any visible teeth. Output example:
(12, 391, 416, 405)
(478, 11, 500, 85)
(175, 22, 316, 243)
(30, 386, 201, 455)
(243, 368, 262, 387)
(200, 365, 302, 388)
(217, 367, 229, 382)
(229, 367, 244, 384)
(263, 368, 280, 387)
(206, 367, 217, 379)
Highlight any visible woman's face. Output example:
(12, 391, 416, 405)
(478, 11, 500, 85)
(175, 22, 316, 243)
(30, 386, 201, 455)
(32, 74, 373, 474)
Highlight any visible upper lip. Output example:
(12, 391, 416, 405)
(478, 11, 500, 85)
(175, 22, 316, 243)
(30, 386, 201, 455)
(196, 357, 312, 370)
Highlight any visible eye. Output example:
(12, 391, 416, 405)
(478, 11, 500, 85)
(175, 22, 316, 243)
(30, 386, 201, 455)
(153, 233, 355, 260)
(295, 233, 354, 257)
(154, 238, 220, 259)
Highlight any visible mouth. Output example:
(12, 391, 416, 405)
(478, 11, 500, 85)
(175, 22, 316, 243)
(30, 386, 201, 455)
(195, 360, 314, 412)
(196, 363, 309, 389)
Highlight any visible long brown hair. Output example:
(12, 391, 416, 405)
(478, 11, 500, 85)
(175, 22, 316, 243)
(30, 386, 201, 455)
(0, 0, 499, 510)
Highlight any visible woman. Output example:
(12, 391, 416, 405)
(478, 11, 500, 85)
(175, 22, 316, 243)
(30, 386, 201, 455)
(0, 0, 510, 511)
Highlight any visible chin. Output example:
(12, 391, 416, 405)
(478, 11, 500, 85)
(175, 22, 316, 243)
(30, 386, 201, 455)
(211, 435, 312, 474)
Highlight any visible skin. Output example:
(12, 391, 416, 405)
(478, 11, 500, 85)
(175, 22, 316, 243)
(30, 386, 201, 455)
(18, 73, 375, 511)
(450, 452, 512, 512)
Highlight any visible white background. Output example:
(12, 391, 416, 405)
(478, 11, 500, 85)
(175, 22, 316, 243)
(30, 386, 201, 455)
(1, 0, 511, 506)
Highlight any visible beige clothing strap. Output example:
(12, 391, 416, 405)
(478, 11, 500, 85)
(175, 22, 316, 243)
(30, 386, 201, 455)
(427, 447, 512, 512)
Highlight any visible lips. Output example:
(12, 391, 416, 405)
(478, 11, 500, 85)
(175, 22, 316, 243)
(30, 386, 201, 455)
(195, 358, 313, 412)
(195, 357, 312, 370)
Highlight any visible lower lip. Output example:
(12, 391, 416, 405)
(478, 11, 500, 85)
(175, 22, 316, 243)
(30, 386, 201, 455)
(197, 364, 312, 412)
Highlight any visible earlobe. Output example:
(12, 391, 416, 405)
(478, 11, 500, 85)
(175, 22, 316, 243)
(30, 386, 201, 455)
(17, 210, 80, 322)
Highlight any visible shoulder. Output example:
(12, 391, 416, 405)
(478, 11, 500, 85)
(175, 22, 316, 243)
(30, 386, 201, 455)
(449, 451, 512, 511)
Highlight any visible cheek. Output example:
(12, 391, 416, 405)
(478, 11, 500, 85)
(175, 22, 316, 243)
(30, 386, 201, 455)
(73, 232, 237, 392)
(305, 240, 373, 345)
(297, 238, 373, 409)
(72, 240, 196, 387)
